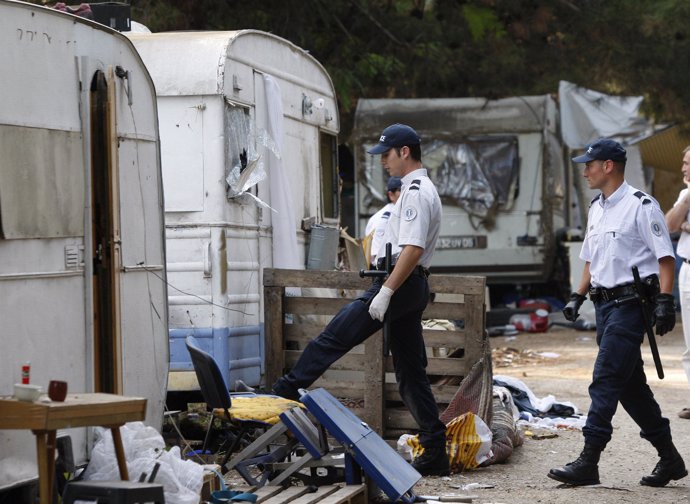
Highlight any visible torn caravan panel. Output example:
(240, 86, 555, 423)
(126, 30, 340, 391)
(0, 0, 168, 491)
(353, 96, 566, 283)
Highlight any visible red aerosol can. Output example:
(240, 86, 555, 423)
(21, 362, 30, 384)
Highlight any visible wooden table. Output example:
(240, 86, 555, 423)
(0, 393, 147, 504)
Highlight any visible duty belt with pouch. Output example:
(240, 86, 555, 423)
(588, 274, 660, 303)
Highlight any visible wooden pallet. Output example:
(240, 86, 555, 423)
(232, 485, 367, 504)
(264, 268, 487, 439)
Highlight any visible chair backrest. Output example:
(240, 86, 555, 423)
(185, 336, 232, 410)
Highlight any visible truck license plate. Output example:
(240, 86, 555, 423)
(435, 235, 487, 249)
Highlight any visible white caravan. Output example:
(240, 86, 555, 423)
(0, 0, 168, 491)
(353, 96, 566, 284)
(126, 31, 340, 391)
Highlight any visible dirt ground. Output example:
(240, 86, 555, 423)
(413, 320, 690, 504)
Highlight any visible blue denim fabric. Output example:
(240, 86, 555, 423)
(583, 298, 670, 448)
(273, 274, 447, 448)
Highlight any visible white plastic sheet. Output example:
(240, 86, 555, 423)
(82, 422, 203, 504)
(263, 74, 301, 271)
(559, 80, 646, 149)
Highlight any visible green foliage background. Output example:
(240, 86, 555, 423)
(32, 0, 690, 139)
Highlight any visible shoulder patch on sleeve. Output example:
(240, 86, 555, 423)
(633, 190, 652, 205)
(382, 211, 391, 219)
(589, 194, 601, 207)
(403, 206, 418, 221)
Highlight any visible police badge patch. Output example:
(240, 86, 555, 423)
(651, 221, 662, 236)
(404, 206, 417, 221)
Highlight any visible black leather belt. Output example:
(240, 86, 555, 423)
(375, 261, 430, 278)
(589, 284, 636, 302)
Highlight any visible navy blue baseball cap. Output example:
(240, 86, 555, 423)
(367, 123, 421, 154)
(572, 138, 627, 163)
(386, 176, 402, 192)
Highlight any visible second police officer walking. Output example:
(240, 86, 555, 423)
(272, 124, 450, 476)
(551, 138, 687, 487)
(365, 176, 402, 267)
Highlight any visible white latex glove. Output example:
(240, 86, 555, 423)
(369, 286, 394, 321)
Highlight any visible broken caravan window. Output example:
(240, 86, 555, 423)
(424, 136, 519, 229)
(224, 102, 258, 199)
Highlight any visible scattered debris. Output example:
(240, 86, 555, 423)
(524, 430, 559, 440)
(450, 482, 495, 491)
(491, 347, 560, 367)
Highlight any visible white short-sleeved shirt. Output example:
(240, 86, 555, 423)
(375, 168, 442, 268)
(365, 202, 395, 264)
(673, 188, 690, 259)
(580, 181, 674, 288)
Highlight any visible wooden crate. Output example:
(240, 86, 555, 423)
(234, 485, 367, 504)
(264, 269, 486, 439)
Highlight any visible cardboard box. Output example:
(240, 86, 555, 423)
(200, 464, 222, 503)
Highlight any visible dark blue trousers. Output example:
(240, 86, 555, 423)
(583, 298, 670, 449)
(272, 274, 447, 448)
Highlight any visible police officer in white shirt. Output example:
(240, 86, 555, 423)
(549, 139, 686, 487)
(365, 176, 401, 266)
(664, 145, 690, 421)
(272, 123, 449, 476)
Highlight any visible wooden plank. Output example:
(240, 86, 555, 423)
(462, 293, 486, 367)
(422, 302, 467, 320)
(264, 269, 370, 290)
(265, 268, 485, 295)
(382, 382, 463, 403)
(285, 350, 366, 372)
(309, 379, 365, 399)
(317, 485, 367, 504)
(261, 485, 314, 504)
(362, 334, 385, 434)
(286, 324, 467, 348)
(264, 285, 285, 390)
(428, 274, 486, 295)
(235, 486, 354, 504)
(245, 485, 284, 502)
(426, 356, 471, 375)
(0, 394, 145, 430)
(386, 408, 420, 430)
(285, 297, 353, 315)
(421, 329, 466, 347)
(284, 322, 344, 343)
(289, 485, 341, 504)
(384, 356, 470, 375)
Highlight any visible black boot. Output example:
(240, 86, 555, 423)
(412, 445, 450, 477)
(640, 438, 688, 487)
(548, 443, 601, 486)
